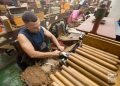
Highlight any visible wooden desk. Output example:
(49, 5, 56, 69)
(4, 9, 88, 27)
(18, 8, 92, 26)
(0, 29, 19, 47)
(76, 16, 116, 39)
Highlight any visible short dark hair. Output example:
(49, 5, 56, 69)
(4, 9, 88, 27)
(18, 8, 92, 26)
(22, 11, 37, 23)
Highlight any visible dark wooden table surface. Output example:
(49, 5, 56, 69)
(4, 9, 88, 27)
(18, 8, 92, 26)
(76, 15, 116, 39)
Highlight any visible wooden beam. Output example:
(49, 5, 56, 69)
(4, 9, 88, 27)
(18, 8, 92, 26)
(83, 34, 120, 56)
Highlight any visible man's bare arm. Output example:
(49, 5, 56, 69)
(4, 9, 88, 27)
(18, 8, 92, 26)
(17, 34, 60, 58)
(43, 27, 64, 51)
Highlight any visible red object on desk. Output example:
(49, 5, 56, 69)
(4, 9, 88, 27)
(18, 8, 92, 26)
(76, 15, 116, 39)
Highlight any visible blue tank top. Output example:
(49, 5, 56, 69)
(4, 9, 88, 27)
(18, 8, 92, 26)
(19, 26, 46, 51)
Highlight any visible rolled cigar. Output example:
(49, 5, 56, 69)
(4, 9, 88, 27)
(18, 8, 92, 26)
(52, 82, 60, 86)
(75, 49, 118, 71)
(50, 74, 65, 86)
(62, 65, 98, 86)
(82, 45, 120, 64)
(68, 66, 99, 86)
(67, 60, 109, 86)
(68, 55, 115, 84)
(71, 53, 117, 76)
(61, 70, 84, 86)
(82, 44, 119, 59)
(78, 47, 117, 65)
(55, 72, 75, 86)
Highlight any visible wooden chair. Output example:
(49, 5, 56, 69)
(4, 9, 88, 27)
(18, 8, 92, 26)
(10, 40, 28, 70)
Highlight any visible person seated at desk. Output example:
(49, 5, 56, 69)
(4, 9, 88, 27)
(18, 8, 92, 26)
(116, 18, 120, 41)
(77, 0, 89, 9)
(67, 8, 85, 27)
(118, 19, 120, 26)
(17, 12, 64, 70)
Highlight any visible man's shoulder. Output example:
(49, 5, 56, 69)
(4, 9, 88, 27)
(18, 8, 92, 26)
(72, 10, 79, 14)
(40, 26, 47, 32)
(40, 26, 45, 30)
(19, 26, 26, 30)
(73, 10, 79, 12)
(18, 27, 27, 34)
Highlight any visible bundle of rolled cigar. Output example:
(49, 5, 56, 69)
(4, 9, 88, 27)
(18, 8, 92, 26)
(50, 44, 120, 86)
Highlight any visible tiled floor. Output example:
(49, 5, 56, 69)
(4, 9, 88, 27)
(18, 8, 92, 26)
(0, 53, 24, 86)
(0, 63, 24, 86)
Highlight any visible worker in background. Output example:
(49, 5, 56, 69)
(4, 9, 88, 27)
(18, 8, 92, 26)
(98, 0, 112, 17)
(115, 18, 120, 41)
(118, 19, 120, 26)
(67, 8, 85, 27)
(77, 0, 86, 9)
(17, 11, 64, 70)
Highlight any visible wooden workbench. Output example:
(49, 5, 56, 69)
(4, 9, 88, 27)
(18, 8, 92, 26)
(76, 15, 116, 39)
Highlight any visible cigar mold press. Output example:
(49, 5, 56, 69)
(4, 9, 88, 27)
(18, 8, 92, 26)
(51, 42, 120, 86)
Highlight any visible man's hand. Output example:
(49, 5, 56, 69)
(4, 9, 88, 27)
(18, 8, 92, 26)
(58, 46, 64, 51)
(53, 50, 61, 56)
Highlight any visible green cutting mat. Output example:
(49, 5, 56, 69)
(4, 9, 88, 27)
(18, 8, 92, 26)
(0, 63, 25, 86)
(0, 53, 16, 70)
(0, 52, 25, 86)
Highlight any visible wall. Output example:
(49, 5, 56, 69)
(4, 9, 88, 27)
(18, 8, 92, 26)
(109, 0, 120, 20)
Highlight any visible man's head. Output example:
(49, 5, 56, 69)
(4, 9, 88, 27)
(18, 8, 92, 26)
(22, 11, 40, 33)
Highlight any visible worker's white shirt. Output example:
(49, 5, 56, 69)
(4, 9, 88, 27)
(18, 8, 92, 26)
(70, 0, 74, 5)
(79, 0, 85, 5)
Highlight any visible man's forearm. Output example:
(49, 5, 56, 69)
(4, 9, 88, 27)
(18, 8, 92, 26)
(29, 51, 56, 58)
(51, 35, 60, 49)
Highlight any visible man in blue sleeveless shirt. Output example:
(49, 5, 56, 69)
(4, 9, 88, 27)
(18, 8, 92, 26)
(17, 12, 64, 70)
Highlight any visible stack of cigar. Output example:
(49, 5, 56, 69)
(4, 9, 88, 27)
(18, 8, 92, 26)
(50, 44, 120, 86)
